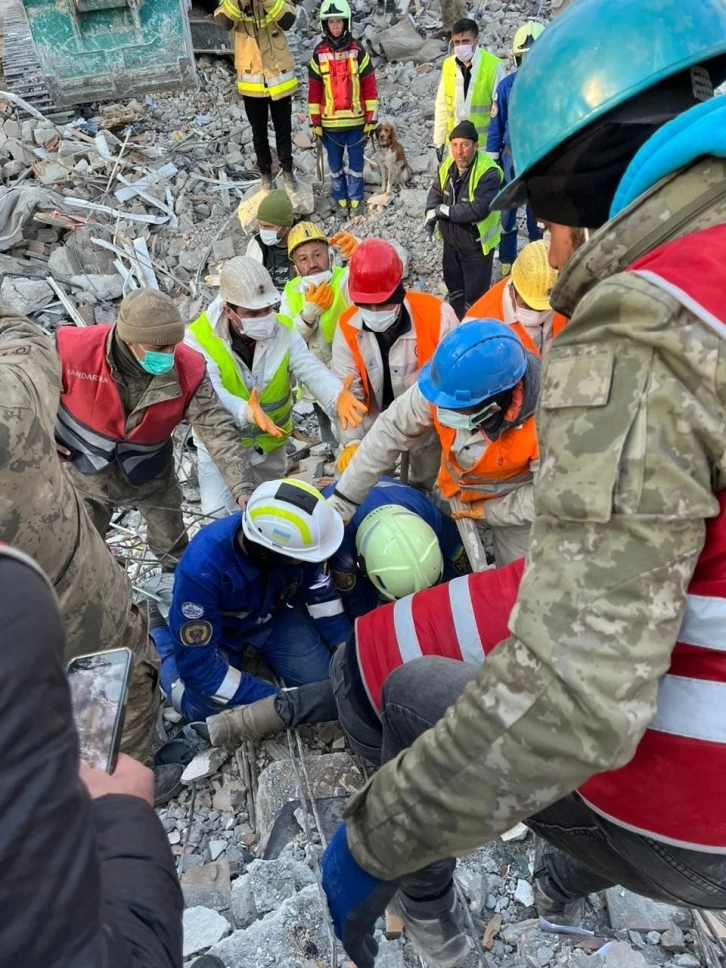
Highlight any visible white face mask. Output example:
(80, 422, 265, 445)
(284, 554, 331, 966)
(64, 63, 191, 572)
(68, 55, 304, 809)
(517, 307, 550, 329)
(437, 399, 501, 431)
(301, 269, 333, 288)
(237, 311, 277, 341)
(454, 43, 474, 62)
(259, 228, 280, 246)
(359, 306, 400, 332)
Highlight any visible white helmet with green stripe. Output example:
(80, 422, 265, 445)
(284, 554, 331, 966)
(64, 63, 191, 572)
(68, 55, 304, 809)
(242, 478, 344, 563)
(319, 0, 351, 23)
(355, 504, 443, 601)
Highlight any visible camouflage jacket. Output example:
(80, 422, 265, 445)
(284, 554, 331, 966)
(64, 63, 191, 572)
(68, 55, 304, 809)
(346, 156, 726, 878)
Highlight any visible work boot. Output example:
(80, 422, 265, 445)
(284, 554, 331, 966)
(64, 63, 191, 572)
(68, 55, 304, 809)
(533, 837, 586, 926)
(260, 171, 273, 192)
(282, 169, 298, 192)
(391, 886, 469, 968)
(350, 199, 361, 211)
(337, 199, 348, 212)
(499, 262, 512, 276)
(189, 957, 226, 968)
(207, 695, 284, 746)
(148, 600, 167, 633)
(154, 763, 184, 807)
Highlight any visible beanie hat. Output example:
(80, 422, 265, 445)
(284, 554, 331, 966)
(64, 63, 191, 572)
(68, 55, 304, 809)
(257, 190, 295, 227)
(449, 119, 479, 142)
(116, 289, 185, 346)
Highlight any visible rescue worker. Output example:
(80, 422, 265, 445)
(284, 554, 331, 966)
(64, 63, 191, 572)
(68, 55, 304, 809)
(245, 189, 296, 290)
(214, 0, 298, 192)
(149, 479, 351, 723)
(433, 19, 505, 160)
(281, 222, 357, 445)
(330, 319, 540, 565)
(205, 480, 470, 745)
(0, 302, 158, 762)
(486, 22, 545, 274)
(465, 239, 563, 355)
(320, 1, 726, 964)
(426, 119, 503, 318)
(308, 0, 378, 212)
(331, 238, 459, 488)
(186, 257, 366, 517)
(55, 289, 254, 572)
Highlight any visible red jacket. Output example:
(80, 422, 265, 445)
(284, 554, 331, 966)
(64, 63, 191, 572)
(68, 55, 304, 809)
(308, 36, 378, 130)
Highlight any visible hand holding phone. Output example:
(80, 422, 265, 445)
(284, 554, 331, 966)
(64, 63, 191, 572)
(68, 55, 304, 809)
(79, 755, 154, 806)
(67, 648, 132, 774)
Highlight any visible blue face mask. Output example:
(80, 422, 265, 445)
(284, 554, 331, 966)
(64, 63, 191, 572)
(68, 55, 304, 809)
(138, 348, 175, 376)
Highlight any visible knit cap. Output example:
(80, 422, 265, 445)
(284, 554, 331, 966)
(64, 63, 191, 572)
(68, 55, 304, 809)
(449, 119, 479, 142)
(116, 289, 185, 346)
(257, 189, 295, 227)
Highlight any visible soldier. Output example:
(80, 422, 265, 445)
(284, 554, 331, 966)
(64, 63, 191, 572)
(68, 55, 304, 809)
(319, 0, 726, 964)
(55, 289, 255, 571)
(0, 303, 158, 763)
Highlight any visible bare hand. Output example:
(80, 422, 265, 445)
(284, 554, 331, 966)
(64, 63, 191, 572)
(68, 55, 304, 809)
(237, 492, 252, 510)
(56, 442, 71, 457)
(79, 753, 154, 806)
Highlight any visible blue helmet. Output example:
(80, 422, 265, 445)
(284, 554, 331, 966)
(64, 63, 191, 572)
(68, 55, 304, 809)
(491, 0, 726, 210)
(418, 319, 527, 409)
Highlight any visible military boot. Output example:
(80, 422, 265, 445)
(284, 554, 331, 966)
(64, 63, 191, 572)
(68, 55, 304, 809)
(207, 696, 284, 746)
(391, 887, 469, 968)
(533, 836, 586, 926)
(260, 171, 273, 192)
(283, 169, 298, 192)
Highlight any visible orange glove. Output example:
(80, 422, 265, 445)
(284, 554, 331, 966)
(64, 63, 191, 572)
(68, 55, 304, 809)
(307, 280, 335, 311)
(451, 502, 487, 521)
(329, 231, 358, 260)
(336, 440, 360, 473)
(335, 374, 367, 430)
(245, 387, 285, 438)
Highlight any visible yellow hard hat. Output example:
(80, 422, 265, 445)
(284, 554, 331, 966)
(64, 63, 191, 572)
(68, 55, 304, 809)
(287, 221, 329, 257)
(512, 21, 546, 58)
(510, 240, 558, 311)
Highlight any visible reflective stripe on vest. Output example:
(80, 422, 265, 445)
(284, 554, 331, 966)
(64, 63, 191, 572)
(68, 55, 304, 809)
(283, 265, 349, 344)
(317, 46, 366, 127)
(237, 68, 298, 99)
(337, 292, 444, 409)
(438, 151, 502, 256)
(55, 324, 205, 486)
(188, 311, 293, 453)
(441, 51, 502, 141)
(434, 414, 538, 503)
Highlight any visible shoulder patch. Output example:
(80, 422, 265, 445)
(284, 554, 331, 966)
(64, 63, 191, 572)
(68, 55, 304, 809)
(181, 601, 205, 619)
(179, 620, 213, 646)
(491, 103, 498, 118)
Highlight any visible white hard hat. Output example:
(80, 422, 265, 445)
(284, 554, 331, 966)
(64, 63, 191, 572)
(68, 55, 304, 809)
(242, 478, 344, 563)
(220, 256, 280, 311)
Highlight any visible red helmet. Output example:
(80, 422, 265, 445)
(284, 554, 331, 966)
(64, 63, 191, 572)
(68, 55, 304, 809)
(348, 239, 403, 304)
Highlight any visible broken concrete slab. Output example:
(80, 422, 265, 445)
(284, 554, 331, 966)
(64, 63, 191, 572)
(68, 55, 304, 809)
(212, 776, 247, 813)
(0, 277, 54, 314)
(209, 839, 227, 862)
(514, 878, 535, 907)
(69, 273, 124, 302)
(230, 857, 315, 928)
(285, 175, 315, 217)
(606, 889, 684, 933)
(183, 906, 231, 958)
(181, 859, 232, 910)
(255, 752, 364, 846)
(181, 747, 229, 784)
(371, 18, 424, 61)
(573, 941, 650, 968)
(398, 188, 428, 218)
(211, 884, 331, 968)
(660, 926, 687, 953)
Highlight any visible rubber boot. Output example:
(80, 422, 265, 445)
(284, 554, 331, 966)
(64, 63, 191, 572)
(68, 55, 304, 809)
(207, 696, 284, 746)
(390, 886, 469, 968)
(533, 836, 586, 926)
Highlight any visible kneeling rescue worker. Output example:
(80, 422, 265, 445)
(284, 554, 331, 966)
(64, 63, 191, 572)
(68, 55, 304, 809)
(314, 0, 726, 965)
(331, 238, 459, 486)
(330, 319, 540, 565)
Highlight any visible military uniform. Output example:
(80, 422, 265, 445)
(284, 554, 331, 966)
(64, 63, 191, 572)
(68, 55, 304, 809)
(343, 157, 726, 889)
(0, 306, 158, 760)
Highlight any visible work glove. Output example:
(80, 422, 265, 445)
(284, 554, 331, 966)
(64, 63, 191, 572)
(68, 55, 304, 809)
(327, 491, 358, 525)
(322, 824, 400, 968)
(364, 122, 377, 138)
(451, 501, 487, 521)
(329, 230, 358, 261)
(301, 281, 335, 324)
(336, 440, 360, 474)
(336, 374, 367, 430)
(435, 144, 447, 163)
(242, 387, 286, 438)
(312, 125, 324, 139)
(425, 207, 438, 241)
(435, 204, 451, 220)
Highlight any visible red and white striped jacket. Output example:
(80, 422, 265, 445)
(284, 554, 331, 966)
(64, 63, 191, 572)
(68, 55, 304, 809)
(356, 227, 726, 853)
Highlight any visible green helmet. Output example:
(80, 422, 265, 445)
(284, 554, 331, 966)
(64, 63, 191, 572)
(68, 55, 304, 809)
(355, 505, 444, 602)
(320, 0, 351, 22)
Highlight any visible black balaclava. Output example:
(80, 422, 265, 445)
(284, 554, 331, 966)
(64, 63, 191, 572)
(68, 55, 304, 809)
(473, 388, 513, 440)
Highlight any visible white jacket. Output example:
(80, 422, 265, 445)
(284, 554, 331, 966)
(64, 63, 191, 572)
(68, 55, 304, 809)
(336, 381, 535, 528)
(330, 295, 458, 446)
(185, 300, 342, 435)
(433, 48, 507, 148)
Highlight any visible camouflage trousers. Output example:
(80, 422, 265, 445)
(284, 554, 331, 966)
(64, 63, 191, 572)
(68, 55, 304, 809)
(440, 0, 468, 32)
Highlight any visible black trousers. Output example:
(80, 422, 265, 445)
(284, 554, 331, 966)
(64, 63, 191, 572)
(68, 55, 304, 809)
(442, 243, 494, 320)
(242, 94, 293, 174)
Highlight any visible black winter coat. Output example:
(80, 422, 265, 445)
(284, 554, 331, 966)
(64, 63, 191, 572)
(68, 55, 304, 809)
(426, 162, 501, 254)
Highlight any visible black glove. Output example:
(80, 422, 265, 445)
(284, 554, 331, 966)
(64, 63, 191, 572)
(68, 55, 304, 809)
(435, 144, 447, 163)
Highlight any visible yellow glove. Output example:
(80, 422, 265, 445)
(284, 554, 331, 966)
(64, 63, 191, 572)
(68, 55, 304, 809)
(451, 502, 487, 521)
(364, 122, 376, 138)
(336, 440, 360, 473)
(336, 374, 367, 430)
(329, 231, 358, 261)
(306, 281, 335, 312)
(246, 387, 285, 438)
(312, 125, 323, 138)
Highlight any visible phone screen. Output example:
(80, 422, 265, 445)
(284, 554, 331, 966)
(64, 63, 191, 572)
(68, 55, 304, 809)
(67, 649, 132, 773)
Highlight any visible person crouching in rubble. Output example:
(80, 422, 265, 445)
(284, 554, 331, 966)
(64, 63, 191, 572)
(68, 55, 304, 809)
(149, 479, 350, 724)
(54, 289, 255, 573)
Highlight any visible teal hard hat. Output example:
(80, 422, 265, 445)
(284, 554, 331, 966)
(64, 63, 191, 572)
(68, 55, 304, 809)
(491, 0, 726, 211)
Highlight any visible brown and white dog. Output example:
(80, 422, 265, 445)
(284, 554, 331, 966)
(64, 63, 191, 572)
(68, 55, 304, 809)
(374, 122, 412, 195)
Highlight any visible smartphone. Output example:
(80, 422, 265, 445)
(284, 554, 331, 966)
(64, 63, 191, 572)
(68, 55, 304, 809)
(67, 648, 133, 774)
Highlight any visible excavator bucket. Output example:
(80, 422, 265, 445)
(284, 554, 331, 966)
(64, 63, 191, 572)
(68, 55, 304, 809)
(16, 0, 198, 107)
